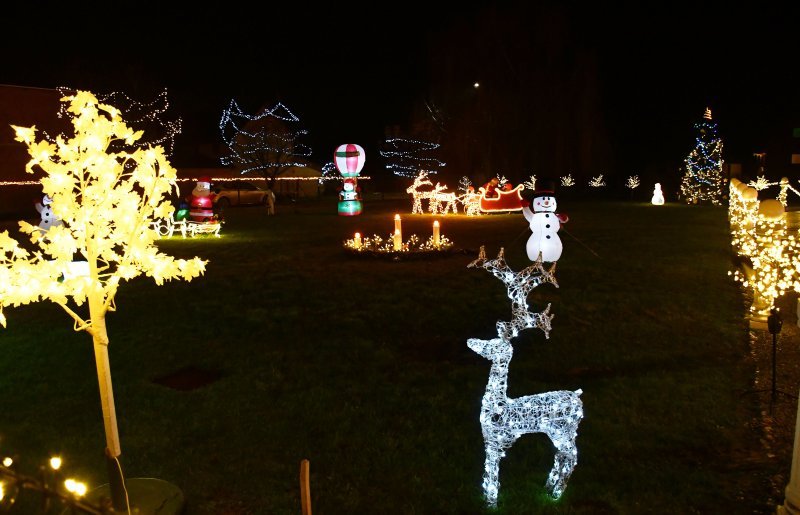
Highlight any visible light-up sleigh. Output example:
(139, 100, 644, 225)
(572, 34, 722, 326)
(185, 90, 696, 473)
(479, 185, 524, 213)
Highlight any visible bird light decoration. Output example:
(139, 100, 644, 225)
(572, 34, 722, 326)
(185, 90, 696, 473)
(467, 246, 583, 506)
(2, 90, 206, 511)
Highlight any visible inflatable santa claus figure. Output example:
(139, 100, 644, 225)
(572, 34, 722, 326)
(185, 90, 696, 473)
(188, 176, 216, 222)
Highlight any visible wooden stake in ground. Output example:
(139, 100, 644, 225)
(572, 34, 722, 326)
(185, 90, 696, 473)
(300, 459, 312, 515)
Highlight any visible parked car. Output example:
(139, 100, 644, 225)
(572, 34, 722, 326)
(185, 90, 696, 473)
(213, 180, 269, 208)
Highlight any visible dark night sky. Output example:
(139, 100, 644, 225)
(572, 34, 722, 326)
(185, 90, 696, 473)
(2, 2, 799, 181)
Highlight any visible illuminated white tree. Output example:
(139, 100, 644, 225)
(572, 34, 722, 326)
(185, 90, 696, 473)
(468, 246, 583, 506)
(680, 108, 724, 205)
(458, 176, 473, 195)
(523, 174, 537, 190)
(219, 99, 312, 186)
(560, 174, 575, 187)
(625, 175, 640, 189)
(380, 137, 445, 178)
(2, 91, 206, 511)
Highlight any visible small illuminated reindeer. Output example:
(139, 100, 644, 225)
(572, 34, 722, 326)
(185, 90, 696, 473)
(467, 246, 583, 506)
(428, 182, 458, 215)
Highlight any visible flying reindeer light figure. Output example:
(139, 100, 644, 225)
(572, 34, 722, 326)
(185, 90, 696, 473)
(467, 246, 583, 506)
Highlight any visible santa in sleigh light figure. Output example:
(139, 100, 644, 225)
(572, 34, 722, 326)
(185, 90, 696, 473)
(479, 178, 525, 213)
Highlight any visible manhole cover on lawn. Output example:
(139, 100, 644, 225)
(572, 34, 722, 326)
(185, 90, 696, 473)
(153, 366, 222, 391)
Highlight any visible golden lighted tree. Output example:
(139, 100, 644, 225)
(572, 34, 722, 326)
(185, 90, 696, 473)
(1, 90, 206, 510)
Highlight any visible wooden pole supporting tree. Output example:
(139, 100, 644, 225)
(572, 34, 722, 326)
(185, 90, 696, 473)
(0, 91, 206, 512)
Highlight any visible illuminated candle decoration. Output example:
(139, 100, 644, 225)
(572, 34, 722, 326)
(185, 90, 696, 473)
(2, 91, 206, 510)
(394, 214, 402, 239)
(651, 183, 665, 205)
(335, 144, 366, 216)
(344, 222, 453, 256)
(393, 229, 402, 251)
(680, 107, 724, 205)
(468, 246, 582, 506)
(433, 220, 440, 246)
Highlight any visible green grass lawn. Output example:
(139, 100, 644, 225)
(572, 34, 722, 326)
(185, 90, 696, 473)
(0, 198, 769, 513)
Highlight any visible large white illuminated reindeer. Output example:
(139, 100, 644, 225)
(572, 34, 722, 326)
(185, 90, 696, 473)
(407, 171, 434, 214)
(467, 246, 583, 506)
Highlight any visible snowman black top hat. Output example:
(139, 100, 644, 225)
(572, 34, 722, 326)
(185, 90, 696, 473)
(532, 178, 556, 198)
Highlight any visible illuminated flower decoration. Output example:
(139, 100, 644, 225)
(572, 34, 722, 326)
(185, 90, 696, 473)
(467, 246, 582, 506)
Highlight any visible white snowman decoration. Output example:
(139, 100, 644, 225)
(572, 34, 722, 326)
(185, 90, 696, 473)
(522, 186, 568, 262)
(35, 194, 62, 231)
(651, 183, 665, 205)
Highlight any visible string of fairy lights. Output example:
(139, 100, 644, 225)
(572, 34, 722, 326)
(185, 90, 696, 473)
(0, 454, 104, 513)
(219, 100, 312, 174)
(728, 178, 800, 317)
(680, 108, 724, 205)
(379, 137, 445, 178)
(51, 87, 182, 155)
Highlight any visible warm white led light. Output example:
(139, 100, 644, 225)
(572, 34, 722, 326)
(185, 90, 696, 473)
(588, 175, 605, 187)
(680, 108, 724, 205)
(406, 171, 458, 215)
(625, 175, 640, 189)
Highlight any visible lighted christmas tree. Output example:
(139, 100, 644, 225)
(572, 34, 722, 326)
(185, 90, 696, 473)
(53, 87, 182, 156)
(679, 108, 724, 205)
(219, 100, 312, 186)
(379, 137, 445, 178)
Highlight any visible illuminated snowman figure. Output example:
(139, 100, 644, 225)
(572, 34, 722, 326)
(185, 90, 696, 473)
(522, 187, 568, 263)
(651, 183, 665, 205)
(35, 194, 62, 231)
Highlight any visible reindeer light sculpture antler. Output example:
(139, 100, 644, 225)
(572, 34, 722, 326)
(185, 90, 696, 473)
(467, 246, 583, 506)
